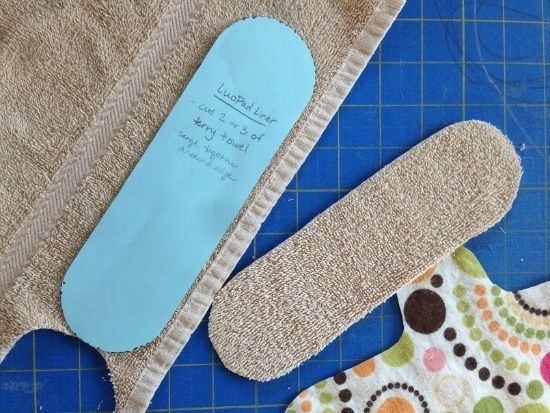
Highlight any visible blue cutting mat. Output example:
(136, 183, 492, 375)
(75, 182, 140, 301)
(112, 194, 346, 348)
(1, 0, 548, 411)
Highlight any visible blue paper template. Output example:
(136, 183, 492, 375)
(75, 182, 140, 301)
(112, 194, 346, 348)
(61, 17, 315, 352)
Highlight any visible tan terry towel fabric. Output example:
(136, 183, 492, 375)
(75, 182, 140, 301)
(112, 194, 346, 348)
(0, 1, 404, 411)
(209, 121, 522, 381)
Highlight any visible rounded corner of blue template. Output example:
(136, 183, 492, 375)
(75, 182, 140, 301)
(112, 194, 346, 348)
(61, 16, 316, 352)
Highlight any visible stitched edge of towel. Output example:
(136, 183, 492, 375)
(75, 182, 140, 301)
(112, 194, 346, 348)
(119, 0, 406, 411)
(0, 0, 203, 298)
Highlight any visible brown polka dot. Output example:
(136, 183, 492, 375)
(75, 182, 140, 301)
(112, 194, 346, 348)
(413, 266, 435, 283)
(334, 372, 347, 385)
(431, 274, 443, 288)
(492, 375, 505, 389)
(479, 367, 490, 381)
(404, 289, 446, 334)
(342, 409, 354, 413)
(453, 343, 466, 357)
(508, 382, 521, 395)
(444, 328, 457, 341)
(465, 357, 477, 370)
(339, 389, 352, 403)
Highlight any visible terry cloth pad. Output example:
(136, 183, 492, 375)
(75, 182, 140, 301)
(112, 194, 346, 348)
(209, 120, 522, 381)
(0, 1, 404, 411)
(286, 247, 550, 413)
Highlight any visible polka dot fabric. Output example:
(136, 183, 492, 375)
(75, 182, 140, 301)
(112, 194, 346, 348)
(286, 247, 549, 413)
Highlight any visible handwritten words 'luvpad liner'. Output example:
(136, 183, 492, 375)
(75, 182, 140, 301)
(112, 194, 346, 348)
(61, 17, 315, 352)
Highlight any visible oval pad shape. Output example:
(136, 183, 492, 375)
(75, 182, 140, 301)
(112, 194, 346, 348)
(61, 17, 315, 352)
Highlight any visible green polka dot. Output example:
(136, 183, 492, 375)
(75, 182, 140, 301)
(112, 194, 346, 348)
(470, 328, 482, 341)
(526, 380, 544, 400)
(474, 396, 504, 413)
(457, 300, 470, 313)
(519, 362, 531, 375)
(463, 314, 475, 328)
(480, 340, 492, 353)
(314, 380, 327, 389)
(452, 246, 487, 278)
(515, 403, 550, 413)
(507, 316, 516, 327)
(453, 285, 466, 298)
(286, 409, 297, 413)
(526, 328, 535, 338)
(491, 286, 501, 296)
(381, 332, 414, 367)
(515, 323, 525, 334)
(494, 297, 504, 307)
(323, 409, 335, 413)
(491, 349, 504, 362)
(319, 392, 332, 404)
(498, 307, 508, 317)
(505, 357, 518, 370)
(536, 330, 545, 340)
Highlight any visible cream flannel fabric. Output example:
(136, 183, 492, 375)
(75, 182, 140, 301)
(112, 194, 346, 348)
(287, 247, 550, 413)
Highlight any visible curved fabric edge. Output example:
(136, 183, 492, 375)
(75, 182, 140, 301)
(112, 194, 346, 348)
(120, 0, 406, 411)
